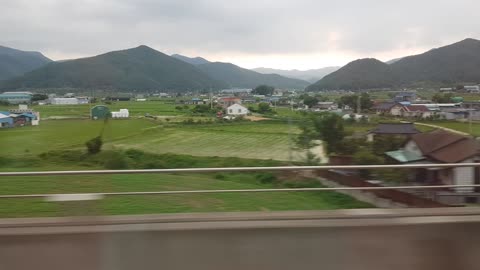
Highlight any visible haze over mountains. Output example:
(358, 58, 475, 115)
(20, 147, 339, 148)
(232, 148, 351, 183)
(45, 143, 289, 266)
(252, 67, 340, 83)
(307, 38, 480, 91)
(0, 46, 52, 81)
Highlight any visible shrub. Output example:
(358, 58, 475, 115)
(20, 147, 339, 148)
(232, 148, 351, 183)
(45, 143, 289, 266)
(256, 173, 277, 184)
(352, 149, 384, 178)
(102, 151, 129, 169)
(85, 136, 103, 154)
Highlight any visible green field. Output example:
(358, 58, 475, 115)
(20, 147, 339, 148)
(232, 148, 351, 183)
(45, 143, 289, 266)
(0, 100, 185, 118)
(0, 119, 305, 161)
(0, 109, 373, 217)
(0, 172, 371, 218)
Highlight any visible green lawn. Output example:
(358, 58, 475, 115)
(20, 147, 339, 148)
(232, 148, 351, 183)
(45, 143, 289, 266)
(0, 172, 372, 218)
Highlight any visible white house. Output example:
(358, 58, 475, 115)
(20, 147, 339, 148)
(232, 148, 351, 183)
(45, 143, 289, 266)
(226, 104, 249, 116)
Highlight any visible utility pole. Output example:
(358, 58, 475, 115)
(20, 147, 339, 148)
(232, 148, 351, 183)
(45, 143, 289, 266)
(357, 95, 361, 114)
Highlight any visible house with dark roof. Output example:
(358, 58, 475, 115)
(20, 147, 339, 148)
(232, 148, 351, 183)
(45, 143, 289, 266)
(367, 123, 420, 141)
(386, 130, 480, 203)
(372, 102, 403, 116)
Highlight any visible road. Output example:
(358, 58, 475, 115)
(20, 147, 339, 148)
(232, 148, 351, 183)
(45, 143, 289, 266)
(1, 208, 480, 270)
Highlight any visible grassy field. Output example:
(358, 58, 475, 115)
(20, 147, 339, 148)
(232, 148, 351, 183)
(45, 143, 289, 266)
(0, 119, 306, 160)
(0, 100, 186, 118)
(0, 172, 372, 218)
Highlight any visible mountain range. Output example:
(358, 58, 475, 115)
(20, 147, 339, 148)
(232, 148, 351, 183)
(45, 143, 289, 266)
(252, 67, 340, 83)
(0, 46, 52, 81)
(0, 46, 227, 91)
(0, 47, 309, 91)
(307, 38, 480, 91)
(172, 54, 310, 89)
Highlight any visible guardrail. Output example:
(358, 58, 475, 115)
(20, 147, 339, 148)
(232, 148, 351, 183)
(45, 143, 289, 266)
(1, 163, 480, 200)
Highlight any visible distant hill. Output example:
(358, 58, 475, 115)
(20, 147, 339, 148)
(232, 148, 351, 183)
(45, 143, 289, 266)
(0, 45, 52, 81)
(307, 38, 480, 91)
(0, 46, 227, 91)
(197, 62, 310, 89)
(171, 54, 210, 65)
(252, 66, 340, 83)
(306, 58, 394, 91)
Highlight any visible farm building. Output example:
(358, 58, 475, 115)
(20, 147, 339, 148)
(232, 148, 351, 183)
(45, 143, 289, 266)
(367, 123, 420, 142)
(218, 97, 241, 108)
(50, 98, 80, 105)
(111, 109, 129, 118)
(91, 105, 110, 120)
(0, 92, 32, 104)
(226, 104, 249, 116)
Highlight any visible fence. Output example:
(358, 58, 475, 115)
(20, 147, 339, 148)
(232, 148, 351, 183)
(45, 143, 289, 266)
(2, 163, 480, 207)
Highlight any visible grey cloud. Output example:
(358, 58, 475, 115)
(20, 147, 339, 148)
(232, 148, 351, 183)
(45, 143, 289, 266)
(1, 0, 480, 62)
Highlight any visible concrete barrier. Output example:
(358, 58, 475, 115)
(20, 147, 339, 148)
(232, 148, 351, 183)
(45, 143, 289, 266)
(1, 208, 480, 270)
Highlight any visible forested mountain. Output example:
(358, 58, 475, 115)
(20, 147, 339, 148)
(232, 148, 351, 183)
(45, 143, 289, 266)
(171, 54, 210, 65)
(197, 62, 310, 89)
(0, 45, 52, 81)
(0, 46, 227, 91)
(307, 38, 480, 91)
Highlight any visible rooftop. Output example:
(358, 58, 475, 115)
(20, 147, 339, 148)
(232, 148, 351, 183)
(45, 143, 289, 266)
(370, 123, 420, 135)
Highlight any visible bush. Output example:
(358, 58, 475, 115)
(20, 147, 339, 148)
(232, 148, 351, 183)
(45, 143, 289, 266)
(352, 149, 384, 178)
(256, 173, 277, 184)
(102, 151, 129, 169)
(85, 136, 103, 154)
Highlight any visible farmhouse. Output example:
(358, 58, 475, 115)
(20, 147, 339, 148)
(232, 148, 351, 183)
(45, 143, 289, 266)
(218, 97, 241, 108)
(226, 104, 249, 116)
(372, 102, 403, 116)
(386, 130, 480, 204)
(367, 123, 420, 142)
(400, 105, 432, 118)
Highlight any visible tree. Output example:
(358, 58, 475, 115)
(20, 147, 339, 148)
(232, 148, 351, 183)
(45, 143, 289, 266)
(338, 93, 373, 112)
(432, 93, 453, 103)
(353, 149, 384, 178)
(303, 96, 319, 108)
(85, 136, 103, 154)
(258, 102, 271, 114)
(31, 93, 48, 101)
(252, 85, 275, 95)
(296, 112, 345, 155)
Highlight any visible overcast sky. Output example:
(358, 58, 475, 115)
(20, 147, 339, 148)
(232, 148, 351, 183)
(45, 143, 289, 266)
(2, 0, 479, 70)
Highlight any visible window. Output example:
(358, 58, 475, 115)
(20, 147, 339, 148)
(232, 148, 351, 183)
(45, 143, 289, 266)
(229, 109, 232, 113)
(238, 109, 241, 113)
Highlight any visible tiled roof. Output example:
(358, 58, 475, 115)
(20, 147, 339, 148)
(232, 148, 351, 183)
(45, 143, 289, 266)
(370, 123, 420, 134)
(411, 129, 479, 163)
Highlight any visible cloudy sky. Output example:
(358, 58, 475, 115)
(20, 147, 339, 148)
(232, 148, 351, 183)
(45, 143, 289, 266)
(2, 0, 479, 70)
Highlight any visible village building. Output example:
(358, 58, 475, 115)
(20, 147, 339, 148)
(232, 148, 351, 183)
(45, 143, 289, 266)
(367, 123, 420, 142)
(226, 104, 249, 116)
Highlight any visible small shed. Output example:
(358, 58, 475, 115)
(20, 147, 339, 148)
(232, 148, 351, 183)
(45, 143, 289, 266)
(91, 105, 110, 120)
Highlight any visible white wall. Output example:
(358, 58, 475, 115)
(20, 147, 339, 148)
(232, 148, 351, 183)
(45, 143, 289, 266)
(404, 141, 422, 157)
(453, 158, 475, 193)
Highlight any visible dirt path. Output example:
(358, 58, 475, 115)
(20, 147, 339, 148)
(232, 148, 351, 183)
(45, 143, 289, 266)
(409, 122, 470, 136)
